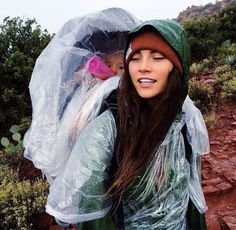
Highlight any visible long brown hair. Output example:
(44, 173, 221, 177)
(108, 66, 184, 212)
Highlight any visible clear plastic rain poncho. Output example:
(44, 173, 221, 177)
(23, 7, 140, 183)
(46, 96, 210, 228)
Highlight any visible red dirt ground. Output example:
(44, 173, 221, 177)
(202, 100, 236, 230)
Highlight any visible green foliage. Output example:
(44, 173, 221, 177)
(183, 2, 236, 62)
(0, 125, 24, 173)
(188, 80, 213, 114)
(204, 111, 217, 129)
(212, 65, 236, 102)
(184, 18, 222, 62)
(223, 54, 236, 68)
(217, 40, 236, 57)
(221, 77, 236, 100)
(0, 125, 49, 229)
(0, 177, 49, 230)
(1, 125, 23, 155)
(189, 61, 209, 77)
(0, 17, 52, 136)
(213, 64, 232, 77)
(217, 2, 236, 43)
(0, 165, 18, 186)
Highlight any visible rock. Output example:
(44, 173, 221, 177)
(222, 145, 229, 151)
(202, 169, 216, 180)
(229, 156, 236, 166)
(203, 185, 221, 195)
(217, 206, 236, 230)
(216, 182, 232, 193)
(224, 171, 236, 186)
(202, 177, 223, 186)
(231, 122, 236, 127)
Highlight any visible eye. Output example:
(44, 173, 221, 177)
(130, 55, 141, 61)
(152, 52, 165, 60)
(118, 65, 124, 70)
(153, 56, 165, 60)
(106, 63, 112, 68)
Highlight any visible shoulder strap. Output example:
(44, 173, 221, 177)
(181, 124, 192, 163)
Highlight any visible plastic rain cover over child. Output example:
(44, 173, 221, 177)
(23, 7, 140, 184)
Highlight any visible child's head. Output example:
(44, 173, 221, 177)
(104, 52, 124, 76)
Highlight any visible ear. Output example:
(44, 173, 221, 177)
(169, 63, 174, 73)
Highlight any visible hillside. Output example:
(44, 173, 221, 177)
(176, 0, 236, 23)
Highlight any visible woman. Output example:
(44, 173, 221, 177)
(46, 20, 209, 229)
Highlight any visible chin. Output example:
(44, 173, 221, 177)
(137, 91, 162, 99)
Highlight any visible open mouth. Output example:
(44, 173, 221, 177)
(138, 78, 157, 85)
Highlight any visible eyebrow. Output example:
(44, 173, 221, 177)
(134, 49, 162, 55)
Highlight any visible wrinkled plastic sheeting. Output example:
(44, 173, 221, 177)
(46, 111, 117, 223)
(46, 104, 208, 227)
(23, 7, 140, 181)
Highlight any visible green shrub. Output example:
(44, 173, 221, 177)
(204, 111, 217, 129)
(217, 40, 236, 57)
(190, 63, 206, 76)
(223, 54, 236, 68)
(0, 124, 49, 229)
(213, 68, 236, 98)
(0, 125, 24, 169)
(1, 125, 23, 154)
(0, 178, 49, 230)
(221, 77, 236, 100)
(213, 64, 231, 77)
(189, 80, 213, 114)
(0, 165, 18, 186)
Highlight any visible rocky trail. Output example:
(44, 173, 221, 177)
(202, 100, 236, 230)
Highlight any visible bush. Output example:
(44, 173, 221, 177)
(0, 17, 52, 137)
(221, 77, 236, 100)
(213, 66, 236, 99)
(223, 54, 236, 68)
(213, 64, 231, 77)
(0, 125, 24, 169)
(0, 177, 49, 230)
(204, 111, 217, 129)
(217, 40, 236, 57)
(0, 125, 49, 229)
(188, 80, 213, 114)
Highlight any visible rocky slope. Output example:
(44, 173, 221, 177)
(201, 100, 236, 229)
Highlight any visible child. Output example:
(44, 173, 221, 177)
(45, 19, 210, 229)
(23, 7, 140, 183)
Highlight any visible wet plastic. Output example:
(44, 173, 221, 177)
(46, 96, 209, 228)
(23, 8, 140, 181)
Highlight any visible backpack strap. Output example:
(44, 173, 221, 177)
(181, 124, 191, 163)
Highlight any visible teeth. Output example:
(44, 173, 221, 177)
(139, 79, 155, 84)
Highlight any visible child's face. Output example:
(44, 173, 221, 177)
(128, 49, 173, 99)
(105, 53, 124, 76)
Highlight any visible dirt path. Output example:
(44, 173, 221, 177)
(201, 100, 236, 229)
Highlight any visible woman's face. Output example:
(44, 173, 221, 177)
(105, 53, 124, 76)
(128, 49, 173, 99)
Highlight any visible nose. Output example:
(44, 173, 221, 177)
(111, 66, 117, 74)
(139, 58, 151, 72)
